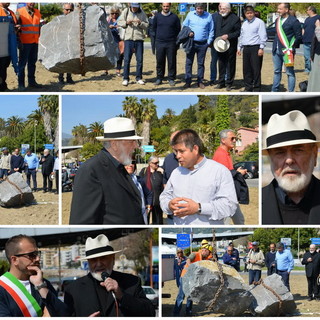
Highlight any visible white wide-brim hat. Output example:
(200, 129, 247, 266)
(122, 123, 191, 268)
(262, 110, 320, 155)
(80, 234, 122, 260)
(96, 117, 143, 141)
(213, 37, 230, 53)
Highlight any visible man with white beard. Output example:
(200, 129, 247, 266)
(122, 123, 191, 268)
(262, 110, 320, 224)
(70, 117, 146, 225)
(64, 234, 155, 316)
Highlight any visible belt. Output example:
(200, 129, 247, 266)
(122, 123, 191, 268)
(243, 44, 260, 47)
(194, 40, 207, 45)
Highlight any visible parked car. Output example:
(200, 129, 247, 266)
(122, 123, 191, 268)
(234, 161, 258, 179)
(142, 286, 159, 308)
(266, 21, 304, 42)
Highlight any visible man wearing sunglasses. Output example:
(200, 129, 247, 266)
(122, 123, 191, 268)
(0, 234, 69, 317)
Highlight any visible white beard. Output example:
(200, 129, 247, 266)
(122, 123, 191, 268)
(220, 12, 230, 17)
(118, 143, 133, 166)
(90, 269, 113, 282)
(272, 157, 314, 193)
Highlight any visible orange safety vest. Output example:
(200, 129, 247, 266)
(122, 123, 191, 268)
(181, 251, 211, 277)
(18, 6, 40, 44)
(0, 7, 18, 25)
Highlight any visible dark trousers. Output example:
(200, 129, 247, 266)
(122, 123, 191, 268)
(58, 73, 72, 81)
(150, 35, 156, 55)
(277, 270, 290, 291)
(218, 45, 237, 86)
(43, 174, 52, 191)
(185, 42, 208, 84)
(151, 205, 163, 225)
(155, 41, 177, 81)
(123, 40, 144, 81)
(18, 43, 38, 86)
(26, 168, 37, 189)
(242, 45, 263, 91)
(248, 269, 261, 284)
(0, 56, 11, 91)
(55, 170, 59, 193)
(307, 276, 319, 298)
(116, 53, 124, 71)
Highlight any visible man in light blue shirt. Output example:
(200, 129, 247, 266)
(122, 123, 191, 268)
(24, 149, 39, 192)
(182, 3, 214, 89)
(237, 5, 267, 92)
(160, 129, 237, 225)
(275, 242, 294, 291)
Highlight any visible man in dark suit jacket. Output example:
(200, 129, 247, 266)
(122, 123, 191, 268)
(271, 3, 302, 92)
(214, 3, 241, 91)
(262, 110, 320, 225)
(301, 244, 320, 301)
(39, 149, 54, 193)
(64, 234, 155, 317)
(0, 234, 69, 317)
(70, 117, 145, 225)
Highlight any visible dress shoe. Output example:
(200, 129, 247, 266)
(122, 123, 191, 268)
(226, 85, 232, 91)
(183, 83, 191, 89)
(198, 82, 205, 89)
(209, 80, 216, 86)
(154, 79, 162, 85)
(169, 80, 176, 86)
(28, 82, 42, 88)
(18, 85, 26, 91)
(307, 297, 313, 301)
(214, 84, 225, 89)
(66, 78, 75, 84)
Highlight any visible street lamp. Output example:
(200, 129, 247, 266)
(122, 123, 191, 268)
(34, 120, 38, 153)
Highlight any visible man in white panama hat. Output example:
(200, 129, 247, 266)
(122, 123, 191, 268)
(70, 117, 146, 225)
(64, 234, 155, 317)
(262, 110, 320, 224)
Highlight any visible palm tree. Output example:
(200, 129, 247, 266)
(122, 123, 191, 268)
(72, 124, 88, 145)
(5, 116, 24, 138)
(160, 108, 176, 126)
(26, 109, 43, 127)
(37, 95, 59, 147)
(88, 121, 103, 143)
(140, 98, 157, 149)
(0, 117, 6, 138)
(122, 96, 141, 128)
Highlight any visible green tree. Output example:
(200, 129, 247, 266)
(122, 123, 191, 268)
(160, 108, 176, 127)
(38, 3, 63, 22)
(0, 117, 6, 138)
(0, 259, 9, 276)
(140, 98, 157, 148)
(213, 96, 230, 149)
(197, 95, 211, 111)
(0, 136, 18, 152)
(79, 142, 102, 161)
(240, 142, 259, 162)
(5, 116, 25, 138)
(88, 121, 103, 143)
(122, 96, 141, 128)
(72, 124, 88, 145)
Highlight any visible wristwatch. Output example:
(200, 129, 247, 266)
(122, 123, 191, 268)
(198, 203, 202, 214)
(35, 282, 47, 291)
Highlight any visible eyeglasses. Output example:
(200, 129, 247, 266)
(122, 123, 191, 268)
(14, 250, 41, 260)
(231, 137, 236, 141)
(151, 162, 159, 165)
(111, 12, 119, 15)
(64, 8, 73, 11)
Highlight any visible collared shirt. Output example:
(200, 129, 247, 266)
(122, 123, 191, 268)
(24, 153, 39, 169)
(212, 146, 233, 170)
(182, 10, 214, 44)
(130, 174, 147, 224)
(238, 17, 267, 49)
(275, 249, 294, 272)
(159, 157, 237, 225)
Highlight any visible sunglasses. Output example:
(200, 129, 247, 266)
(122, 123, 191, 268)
(151, 162, 159, 165)
(111, 12, 119, 15)
(14, 250, 41, 260)
(64, 8, 73, 11)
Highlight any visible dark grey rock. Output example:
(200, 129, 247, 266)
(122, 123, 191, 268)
(182, 260, 254, 316)
(38, 5, 119, 74)
(0, 173, 34, 207)
(249, 273, 296, 316)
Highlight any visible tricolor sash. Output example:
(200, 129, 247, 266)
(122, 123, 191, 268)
(276, 17, 295, 67)
(0, 272, 42, 317)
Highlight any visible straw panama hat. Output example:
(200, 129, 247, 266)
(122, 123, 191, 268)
(80, 234, 122, 260)
(213, 37, 230, 53)
(262, 110, 320, 155)
(96, 117, 143, 142)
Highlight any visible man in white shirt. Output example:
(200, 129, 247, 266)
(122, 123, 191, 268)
(160, 129, 237, 225)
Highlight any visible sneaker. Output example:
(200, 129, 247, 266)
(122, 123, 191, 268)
(122, 79, 129, 86)
(136, 79, 145, 85)
(169, 80, 176, 87)
(116, 70, 121, 77)
(154, 79, 162, 85)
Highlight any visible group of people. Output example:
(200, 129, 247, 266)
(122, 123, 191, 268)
(0, 147, 59, 194)
(0, 233, 155, 316)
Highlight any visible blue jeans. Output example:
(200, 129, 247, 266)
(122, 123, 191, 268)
(18, 43, 38, 86)
(272, 49, 295, 92)
(173, 278, 193, 316)
(185, 42, 208, 84)
(210, 46, 218, 81)
(277, 270, 290, 291)
(123, 40, 143, 81)
(26, 168, 37, 189)
(0, 169, 9, 179)
(304, 43, 312, 73)
(249, 269, 261, 285)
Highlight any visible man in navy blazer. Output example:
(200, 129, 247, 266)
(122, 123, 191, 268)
(271, 3, 302, 92)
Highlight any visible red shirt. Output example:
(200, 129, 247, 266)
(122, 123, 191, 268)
(212, 146, 233, 170)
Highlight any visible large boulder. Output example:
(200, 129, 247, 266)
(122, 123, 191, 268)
(0, 173, 34, 207)
(183, 260, 254, 316)
(38, 5, 119, 74)
(249, 273, 297, 316)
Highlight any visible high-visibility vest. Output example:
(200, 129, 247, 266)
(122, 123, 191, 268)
(18, 7, 40, 44)
(181, 251, 212, 277)
(0, 7, 18, 24)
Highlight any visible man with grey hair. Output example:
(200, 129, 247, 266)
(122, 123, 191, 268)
(275, 242, 294, 290)
(302, 244, 320, 301)
(39, 149, 54, 193)
(213, 129, 247, 224)
(262, 110, 320, 224)
(70, 117, 146, 225)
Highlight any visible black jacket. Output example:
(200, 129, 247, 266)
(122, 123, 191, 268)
(64, 272, 155, 317)
(231, 169, 249, 204)
(302, 251, 320, 278)
(176, 26, 194, 54)
(70, 149, 144, 225)
(215, 12, 241, 47)
(39, 154, 54, 175)
(262, 176, 320, 224)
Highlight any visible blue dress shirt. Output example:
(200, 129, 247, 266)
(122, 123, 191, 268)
(275, 249, 294, 272)
(24, 153, 39, 170)
(238, 17, 267, 49)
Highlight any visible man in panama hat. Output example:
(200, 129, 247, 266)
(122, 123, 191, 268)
(70, 117, 146, 225)
(64, 234, 155, 317)
(262, 110, 320, 224)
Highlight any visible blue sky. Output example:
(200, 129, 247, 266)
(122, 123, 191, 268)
(62, 94, 199, 135)
(0, 95, 41, 120)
